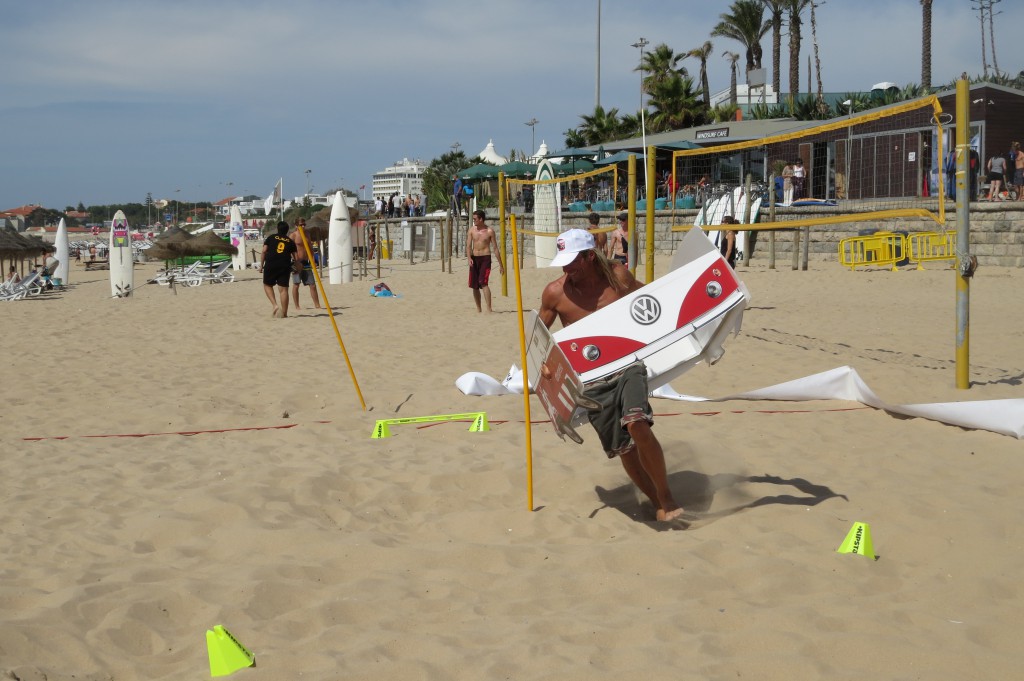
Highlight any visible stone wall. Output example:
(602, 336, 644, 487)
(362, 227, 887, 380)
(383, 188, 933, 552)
(371, 203, 1024, 268)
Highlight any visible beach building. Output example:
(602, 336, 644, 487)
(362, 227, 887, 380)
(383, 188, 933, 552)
(372, 158, 426, 200)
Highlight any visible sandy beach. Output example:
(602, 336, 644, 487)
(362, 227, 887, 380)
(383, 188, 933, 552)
(2, 252, 1022, 680)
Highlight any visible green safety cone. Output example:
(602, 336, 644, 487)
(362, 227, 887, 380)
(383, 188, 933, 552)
(206, 625, 255, 677)
(837, 522, 876, 559)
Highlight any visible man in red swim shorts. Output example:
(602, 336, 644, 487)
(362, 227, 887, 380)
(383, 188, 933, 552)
(466, 209, 505, 313)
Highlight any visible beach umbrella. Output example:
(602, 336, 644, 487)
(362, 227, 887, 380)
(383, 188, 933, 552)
(499, 160, 539, 179)
(143, 242, 185, 262)
(155, 225, 194, 243)
(594, 150, 636, 166)
(303, 213, 330, 242)
(180, 231, 237, 257)
(456, 163, 501, 181)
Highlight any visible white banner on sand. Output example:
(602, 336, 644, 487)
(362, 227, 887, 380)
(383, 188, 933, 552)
(455, 365, 1024, 440)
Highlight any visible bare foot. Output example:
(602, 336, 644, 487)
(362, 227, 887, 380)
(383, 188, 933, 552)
(656, 507, 685, 522)
(274, 309, 285, 318)
(271, 307, 279, 318)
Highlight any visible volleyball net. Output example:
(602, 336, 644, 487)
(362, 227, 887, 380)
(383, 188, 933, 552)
(668, 95, 948, 232)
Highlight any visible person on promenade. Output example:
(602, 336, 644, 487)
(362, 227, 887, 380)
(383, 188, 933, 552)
(261, 220, 297, 318)
(289, 218, 321, 310)
(466, 209, 504, 313)
(1012, 142, 1024, 201)
(792, 159, 806, 200)
(986, 153, 1007, 200)
(782, 161, 795, 204)
(587, 212, 608, 256)
(609, 212, 629, 265)
(538, 228, 683, 523)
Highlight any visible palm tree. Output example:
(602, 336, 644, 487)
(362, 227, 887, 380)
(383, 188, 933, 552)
(786, 0, 811, 109)
(636, 43, 687, 96)
(646, 73, 705, 133)
(723, 51, 740, 105)
(578, 105, 624, 145)
(687, 41, 714, 106)
(563, 128, 587, 149)
(618, 112, 645, 140)
(761, 0, 787, 98)
(810, 1, 826, 116)
(921, 0, 932, 90)
(711, 0, 767, 78)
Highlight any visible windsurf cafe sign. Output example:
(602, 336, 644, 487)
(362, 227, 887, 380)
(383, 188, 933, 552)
(695, 127, 730, 140)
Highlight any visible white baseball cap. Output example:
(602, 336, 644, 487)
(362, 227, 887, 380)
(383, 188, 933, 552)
(549, 229, 595, 267)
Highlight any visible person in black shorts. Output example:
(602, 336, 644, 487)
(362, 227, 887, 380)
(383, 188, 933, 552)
(538, 228, 683, 523)
(261, 221, 297, 318)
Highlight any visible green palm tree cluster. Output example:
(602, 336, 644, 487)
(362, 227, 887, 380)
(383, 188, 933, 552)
(561, 0, 1009, 150)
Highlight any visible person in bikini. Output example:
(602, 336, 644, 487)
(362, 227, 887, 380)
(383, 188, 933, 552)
(538, 228, 683, 522)
(466, 209, 504, 313)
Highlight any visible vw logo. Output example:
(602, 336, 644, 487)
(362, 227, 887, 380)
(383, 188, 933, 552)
(630, 295, 661, 325)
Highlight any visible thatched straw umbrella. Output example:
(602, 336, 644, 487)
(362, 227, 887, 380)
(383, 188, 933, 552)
(179, 231, 237, 273)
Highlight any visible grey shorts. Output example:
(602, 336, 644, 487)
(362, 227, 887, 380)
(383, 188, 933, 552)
(582, 362, 653, 458)
(292, 268, 313, 285)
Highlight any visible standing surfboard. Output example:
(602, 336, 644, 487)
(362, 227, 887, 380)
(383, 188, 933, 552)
(229, 206, 247, 270)
(55, 217, 70, 286)
(108, 209, 133, 298)
(328, 191, 352, 284)
(533, 160, 562, 267)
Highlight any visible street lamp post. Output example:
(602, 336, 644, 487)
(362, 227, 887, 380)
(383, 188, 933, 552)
(631, 37, 649, 189)
(305, 169, 312, 197)
(525, 118, 539, 160)
(174, 189, 181, 226)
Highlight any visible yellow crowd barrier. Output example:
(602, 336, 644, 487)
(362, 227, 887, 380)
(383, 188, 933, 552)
(907, 230, 956, 270)
(838, 231, 906, 271)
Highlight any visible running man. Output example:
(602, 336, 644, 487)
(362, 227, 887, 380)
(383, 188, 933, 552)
(466, 209, 504, 313)
(538, 228, 683, 522)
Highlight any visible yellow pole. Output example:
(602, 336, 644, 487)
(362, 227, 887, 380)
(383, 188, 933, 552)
(508, 213, 535, 511)
(645, 145, 656, 283)
(954, 77, 971, 389)
(298, 226, 367, 410)
(627, 154, 637, 274)
(498, 171, 507, 297)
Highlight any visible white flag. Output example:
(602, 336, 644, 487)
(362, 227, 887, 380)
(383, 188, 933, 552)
(263, 178, 283, 216)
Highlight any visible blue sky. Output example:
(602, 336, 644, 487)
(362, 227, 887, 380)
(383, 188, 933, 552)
(2, 0, 1020, 212)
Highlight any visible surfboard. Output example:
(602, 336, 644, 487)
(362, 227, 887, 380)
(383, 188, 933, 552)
(552, 227, 748, 393)
(108, 210, 133, 298)
(328, 191, 353, 284)
(55, 217, 69, 286)
(533, 160, 562, 267)
(694, 196, 719, 228)
(229, 206, 247, 270)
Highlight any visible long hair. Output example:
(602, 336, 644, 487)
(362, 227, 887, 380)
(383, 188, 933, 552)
(586, 248, 627, 294)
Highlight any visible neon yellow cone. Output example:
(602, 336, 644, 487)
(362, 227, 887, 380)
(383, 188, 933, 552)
(469, 413, 490, 432)
(206, 625, 255, 677)
(837, 522, 876, 559)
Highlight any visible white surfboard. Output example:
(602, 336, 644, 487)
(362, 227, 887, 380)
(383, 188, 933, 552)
(55, 217, 69, 286)
(229, 206, 247, 270)
(108, 210, 133, 298)
(328, 191, 352, 284)
(694, 196, 719, 228)
(533, 160, 562, 267)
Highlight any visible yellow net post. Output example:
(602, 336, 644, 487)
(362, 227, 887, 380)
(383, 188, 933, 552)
(645, 146, 656, 283)
(508, 213, 535, 511)
(498, 171, 507, 297)
(954, 78, 971, 389)
(298, 226, 367, 411)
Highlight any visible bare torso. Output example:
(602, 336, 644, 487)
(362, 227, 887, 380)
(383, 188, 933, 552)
(468, 226, 495, 256)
